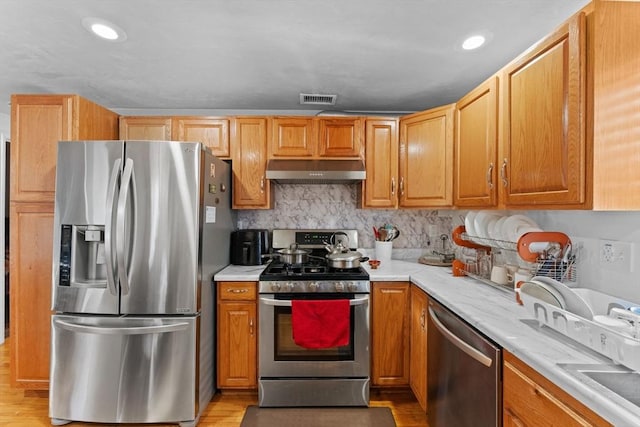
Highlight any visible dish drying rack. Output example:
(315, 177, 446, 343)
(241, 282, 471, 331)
(521, 287, 640, 372)
(451, 225, 578, 288)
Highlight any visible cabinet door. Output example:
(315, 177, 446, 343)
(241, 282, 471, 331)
(371, 282, 410, 386)
(455, 76, 499, 208)
(173, 117, 230, 158)
(10, 95, 74, 203)
(362, 119, 399, 208)
(119, 116, 172, 140)
(232, 118, 271, 209)
(399, 105, 454, 207)
(317, 118, 363, 157)
(270, 117, 315, 157)
(217, 301, 257, 389)
(409, 286, 428, 412)
(9, 203, 54, 389)
(501, 13, 586, 208)
(592, 0, 640, 209)
(503, 351, 611, 427)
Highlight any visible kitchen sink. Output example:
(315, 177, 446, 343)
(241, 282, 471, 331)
(559, 363, 640, 407)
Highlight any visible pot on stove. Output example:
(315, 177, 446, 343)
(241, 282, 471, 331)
(326, 250, 369, 269)
(275, 243, 311, 265)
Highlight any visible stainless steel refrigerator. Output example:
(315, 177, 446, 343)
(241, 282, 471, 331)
(49, 140, 235, 426)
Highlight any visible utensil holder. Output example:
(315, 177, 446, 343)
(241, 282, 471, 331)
(375, 241, 393, 262)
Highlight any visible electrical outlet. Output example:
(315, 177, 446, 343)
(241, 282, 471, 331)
(598, 239, 634, 272)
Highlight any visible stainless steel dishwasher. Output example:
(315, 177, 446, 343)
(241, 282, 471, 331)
(427, 298, 502, 427)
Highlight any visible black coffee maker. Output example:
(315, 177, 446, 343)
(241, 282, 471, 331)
(230, 229, 270, 265)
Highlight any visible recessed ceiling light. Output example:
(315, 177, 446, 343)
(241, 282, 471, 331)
(462, 35, 486, 50)
(82, 17, 127, 42)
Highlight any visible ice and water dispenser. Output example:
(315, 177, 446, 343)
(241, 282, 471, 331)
(58, 224, 107, 288)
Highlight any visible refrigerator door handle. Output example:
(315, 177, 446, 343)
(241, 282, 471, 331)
(54, 318, 191, 335)
(104, 158, 121, 296)
(116, 158, 137, 296)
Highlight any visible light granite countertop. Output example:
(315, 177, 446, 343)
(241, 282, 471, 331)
(214, 260, 640, 426)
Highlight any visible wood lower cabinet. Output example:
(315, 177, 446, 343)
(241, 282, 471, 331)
(501, 12, 587, 208)
(217, 282, 258, 389)
(399, 105, 454, 208)
(362, 119, 399, 208)
(232, 117, 272, 209)
(172, 117, 230, 158)
(503, 351, 611, 427)
(409, 285, 428, 412)
(9, 203, 54, 389)
(9, 94, 118, 389)
(119, 116, 172, 140)
(454, 75, 499, 208)
(371, 281, 410, 386)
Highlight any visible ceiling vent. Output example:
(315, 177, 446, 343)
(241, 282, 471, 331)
(299, 93, 337, 106)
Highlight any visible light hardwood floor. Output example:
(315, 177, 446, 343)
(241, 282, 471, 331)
(0, 338, 428, 426)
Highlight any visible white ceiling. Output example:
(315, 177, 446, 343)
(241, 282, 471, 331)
(0, 0, 589, 116)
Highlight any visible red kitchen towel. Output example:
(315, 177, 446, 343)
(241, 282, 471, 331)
(291, 299, 350, 349)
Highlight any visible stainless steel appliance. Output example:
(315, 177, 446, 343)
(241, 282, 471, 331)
(49, 140, 235, 426)
(230, 229, 270, 265)
(427, 298, 502, 427)
(258, 229, 370, 407)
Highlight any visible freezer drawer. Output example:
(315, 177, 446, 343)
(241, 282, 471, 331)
(50, 315, 198, 424)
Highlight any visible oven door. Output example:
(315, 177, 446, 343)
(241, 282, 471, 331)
(259, 293, 370, 378)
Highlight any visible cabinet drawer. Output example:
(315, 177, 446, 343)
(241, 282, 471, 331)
(218, 282, 257, 301)
(503, 352, 611, 427)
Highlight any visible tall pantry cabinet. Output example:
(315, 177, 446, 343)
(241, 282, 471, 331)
(9, 94, 118, 388)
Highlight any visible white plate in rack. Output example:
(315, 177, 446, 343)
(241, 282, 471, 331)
(464, 211, 479, 242)
(521, 281, 565, 309)
(474, 211, 503, 243)
(531, 276, 594, 320)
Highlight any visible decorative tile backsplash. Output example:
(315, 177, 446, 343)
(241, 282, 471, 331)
(236, 183, 455, 250)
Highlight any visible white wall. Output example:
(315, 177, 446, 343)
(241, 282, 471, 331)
(527, 211, 640, 303)
(0, 112, 9, 136)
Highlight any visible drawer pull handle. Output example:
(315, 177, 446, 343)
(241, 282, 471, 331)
(228, 288, 248, 294)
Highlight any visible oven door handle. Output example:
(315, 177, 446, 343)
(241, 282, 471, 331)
(260, 296, 369, 307)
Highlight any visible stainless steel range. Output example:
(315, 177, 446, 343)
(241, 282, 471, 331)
(258, 229, 370, 407)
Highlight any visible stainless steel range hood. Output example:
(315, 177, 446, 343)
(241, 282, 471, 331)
(265, 159, 366, 184)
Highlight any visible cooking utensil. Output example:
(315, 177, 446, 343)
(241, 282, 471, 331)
(275, 243, 311, 265)
(326, 250, 369, 269)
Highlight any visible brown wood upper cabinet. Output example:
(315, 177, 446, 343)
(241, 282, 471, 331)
(591, 0, 640, 210)
(399, 104, 454, 208)
(362, 119, 399, 208)
(119, 116, 172, 140)
(269, 117, 363, 159)
(172, 117, 231, 158)
(11, 94, 119, 203)
(500, 12, 587, 208)
(232, 117, 272, 209)
(454, 75, 499, 208)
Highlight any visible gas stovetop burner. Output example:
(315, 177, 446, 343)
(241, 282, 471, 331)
(260, 261, 368, 281)
(259, 228, 370, 285)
